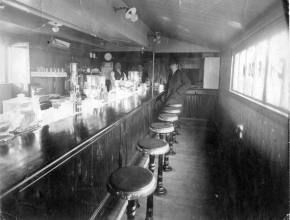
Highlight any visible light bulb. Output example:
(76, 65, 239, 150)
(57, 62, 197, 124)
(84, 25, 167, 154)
(52, 26, 59, 32)
(130, 13, 138, 22)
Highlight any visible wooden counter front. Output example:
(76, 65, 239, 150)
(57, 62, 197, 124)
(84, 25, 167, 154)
(181, 89, 218, 119)
(0, 89, 162, 220)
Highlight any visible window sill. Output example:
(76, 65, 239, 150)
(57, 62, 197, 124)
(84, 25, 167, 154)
(228, 91, 288, 127)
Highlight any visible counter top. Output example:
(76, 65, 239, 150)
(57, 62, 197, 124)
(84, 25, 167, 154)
(0, 89, 162, 198)
(186, 88, 218, 95)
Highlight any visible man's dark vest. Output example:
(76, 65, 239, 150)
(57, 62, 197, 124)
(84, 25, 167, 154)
(112, 68, 125, 80)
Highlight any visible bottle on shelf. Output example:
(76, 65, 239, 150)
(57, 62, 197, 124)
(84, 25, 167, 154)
(101, 84, 108, 102)
(99, 84, 104, 100)
(74, 85, 82, 113)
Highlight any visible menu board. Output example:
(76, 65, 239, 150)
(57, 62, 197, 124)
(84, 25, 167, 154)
(101, 62, 113, 80)
(203, 57, 220, 89)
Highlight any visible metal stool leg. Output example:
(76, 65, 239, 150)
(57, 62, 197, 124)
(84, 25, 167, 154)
(127, 200, 137, 220)
(176, 118, 180, 135)
(154, 154, 168, 196)
(168, 131, 176, 155)
(162, 133, 173, 172)
(173, 121, 178, 143)
(146, 155, 155, 220)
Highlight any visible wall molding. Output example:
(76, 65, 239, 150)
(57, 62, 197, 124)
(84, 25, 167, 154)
(228, 91, 288, 127)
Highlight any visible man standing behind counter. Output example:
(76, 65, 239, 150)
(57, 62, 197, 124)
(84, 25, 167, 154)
(110, 62, 127, 90)
(154, 58, 191, 117)
(138, 64, 150, 84)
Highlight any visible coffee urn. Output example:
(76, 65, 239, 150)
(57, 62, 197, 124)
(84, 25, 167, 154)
(67, 57, 79, 92)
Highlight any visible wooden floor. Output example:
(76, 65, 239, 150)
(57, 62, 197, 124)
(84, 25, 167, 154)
(119, 118, 285, 220)
(121, 119, 218, 220)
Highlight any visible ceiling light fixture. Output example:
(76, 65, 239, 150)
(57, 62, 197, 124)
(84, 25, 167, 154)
(0, 1, 6, 9)
(48, 21, 62, 33)
(228, 21, 242, 29)
(113, 7, 138, 22)
(148, 32, 161, 43)
(161, 16, 170, 21)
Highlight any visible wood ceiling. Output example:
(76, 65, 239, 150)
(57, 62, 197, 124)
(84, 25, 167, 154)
(0, 0, 287, 52)
(123, 0, 287, 50)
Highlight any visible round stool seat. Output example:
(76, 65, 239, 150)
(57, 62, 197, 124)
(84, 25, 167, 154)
(107, 166, 156, 200)
(167, 103, 182, 108)
(158, 113, 178, 122)
(137, 138, 169, 155)
(163, 107, 181, 114)
(150, 122, 174, 133)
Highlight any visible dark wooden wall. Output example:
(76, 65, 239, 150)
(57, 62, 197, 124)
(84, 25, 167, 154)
(217, 50, 288, 217)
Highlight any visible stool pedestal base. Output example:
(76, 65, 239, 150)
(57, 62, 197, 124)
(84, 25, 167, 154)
(163, 152, 173, 172)
(154, 154, 168, 197)
(154, 187, 167, 197)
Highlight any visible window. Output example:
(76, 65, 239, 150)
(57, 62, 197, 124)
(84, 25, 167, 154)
(253, 40, 267, 100)
(237, 50, 246, 93)
(9, 42, 30, 84)
(244, 45, 255, 96)
(231, 30, 289, 111)
(266, 32, 288, 109)
(232, 53, 239, 91)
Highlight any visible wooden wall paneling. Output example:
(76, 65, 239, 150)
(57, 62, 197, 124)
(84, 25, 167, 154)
(2, 144, 99, 220)
(52, 53, 70, 69)
(11, 83, 30, 97)
(181, 94, 217, 120)
(92, 136, 108, 206)
(54, 78, 65, 95)
(125, 108, 148, 164)
(144, 104, 151, 137)
(30, 49, 50, 70)
(106, 125, 121, 175)
(120, 121, 127, 167)
(216, 95, 288, 214)
(0, 83, 12, 113)
(126, 113, 138, 164)
(149, 101, 155, 129)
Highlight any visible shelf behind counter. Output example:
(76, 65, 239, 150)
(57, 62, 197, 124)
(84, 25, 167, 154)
(0, 88, 162, 220)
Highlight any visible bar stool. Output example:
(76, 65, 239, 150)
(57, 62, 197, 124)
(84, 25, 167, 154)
(163, 106, 181, 138)
(167, 103, 182, 108)
(137, 138, 169, 218)
(157, 113, 178, 155)
(167, 103, 182, 129)
(150, 122, 174, 172)
(107, 166, 156, 220)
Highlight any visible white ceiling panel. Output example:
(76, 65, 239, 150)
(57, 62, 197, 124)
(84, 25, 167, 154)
(123, 0, 285, 50)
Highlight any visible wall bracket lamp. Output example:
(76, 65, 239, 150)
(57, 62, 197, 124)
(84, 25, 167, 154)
(113, 7, 138, 22)
(48, 21, 62, 33)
